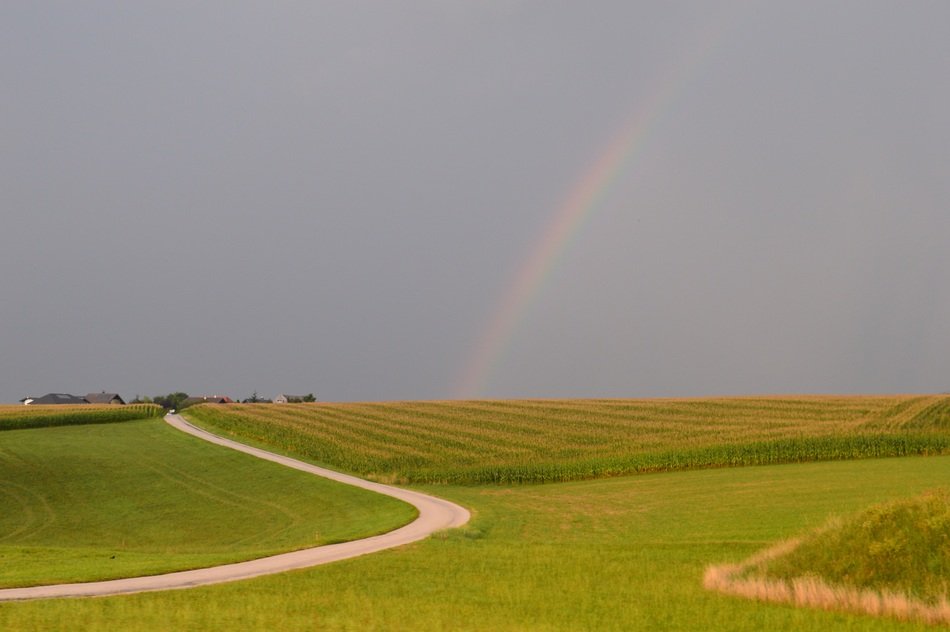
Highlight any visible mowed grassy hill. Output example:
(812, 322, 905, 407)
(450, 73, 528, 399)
(0, 408, 415, 588)
(183, 395, 950, 484)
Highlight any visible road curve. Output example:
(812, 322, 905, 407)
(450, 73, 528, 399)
(0, 414, 469, 601)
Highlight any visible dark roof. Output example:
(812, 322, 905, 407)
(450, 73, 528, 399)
(183, 395, 233, 406)
(27, 393, 90, 405)
(85, 392, 125, 404)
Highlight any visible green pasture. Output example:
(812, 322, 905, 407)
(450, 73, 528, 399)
(3, 454, 950, 630)
(0, 418, 415, 587)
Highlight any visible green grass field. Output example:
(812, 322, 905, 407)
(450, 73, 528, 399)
(183, 396, 950, 483)
(0, 418, 415, 587)
(2, 455, 948, 630)
(3, 397, 950, 630)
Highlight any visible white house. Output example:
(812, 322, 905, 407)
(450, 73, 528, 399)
(273, 394, 313, 404)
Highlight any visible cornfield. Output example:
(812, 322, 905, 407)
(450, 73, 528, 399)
(182, 396, 950, 484)
(0, 404, 164, 431)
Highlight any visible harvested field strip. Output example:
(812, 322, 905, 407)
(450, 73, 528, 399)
(216, 407, 456, 466)
(359, 403, 552, 446)
(0, 404, 163, 431)
(248, 405, 534, 460)
(457, 401, 876, 449)
(191, 408, 396, 469)
(420, 405, 654, 452)
(464, 397, 892, 429)
(342, 407, 546, 456)
(203, 408, 426, 472)
(859, 396, 938, 429)
(903, 398, 950, 430)
(456, 402, 627, 435)
(295, 407, 504, 458)
(183, 396, 950, 484)
(271, 404, 564, 456)
(422, 401, 565, 431)
(237, 408, 420, 457)
(450, 402, 623, 438)
(493, 399, 888, 437)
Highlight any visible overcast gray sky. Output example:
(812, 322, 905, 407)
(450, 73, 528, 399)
(2, 2, 948, 403)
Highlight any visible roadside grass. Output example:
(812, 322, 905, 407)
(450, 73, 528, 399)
(0, 419, 416, 587)
(0, 404, 163, 431)
(183, 396, 950, 484)
(2, 455, 949, 630)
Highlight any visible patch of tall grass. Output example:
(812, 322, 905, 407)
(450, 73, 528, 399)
(182, 395, 950, 484)
(706, 490, 950, 624)
(763, 490, 950, 603)
(0, 404, 163, 431)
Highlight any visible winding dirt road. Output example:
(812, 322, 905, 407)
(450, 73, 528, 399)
(0, 414, 470, 601)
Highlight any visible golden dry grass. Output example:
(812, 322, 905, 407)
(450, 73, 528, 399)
(705, 541, 950, 626)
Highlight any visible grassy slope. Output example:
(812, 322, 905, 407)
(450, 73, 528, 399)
(2, 455, 948, 630)
(0, 418, 416, 587)
(759, 490, 950, 603)
(183, 396, 950, 483)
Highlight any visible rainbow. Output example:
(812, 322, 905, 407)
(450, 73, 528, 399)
(453, 17, 736, 399)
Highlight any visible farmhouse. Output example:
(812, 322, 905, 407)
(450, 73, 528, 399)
(273, 394, 315, 404)
(85, 392, 126, 405)
(21, 393, 90, 405)
(182, 395, 233, 407)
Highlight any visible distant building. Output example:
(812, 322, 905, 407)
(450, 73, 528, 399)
(85, 392, 125, 405)
(182, 395, 233, 407)
(273, 394, 315, 404)
(22, 393, 90, 405)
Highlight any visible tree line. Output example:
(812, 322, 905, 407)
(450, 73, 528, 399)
(131, 392, 316, 410)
